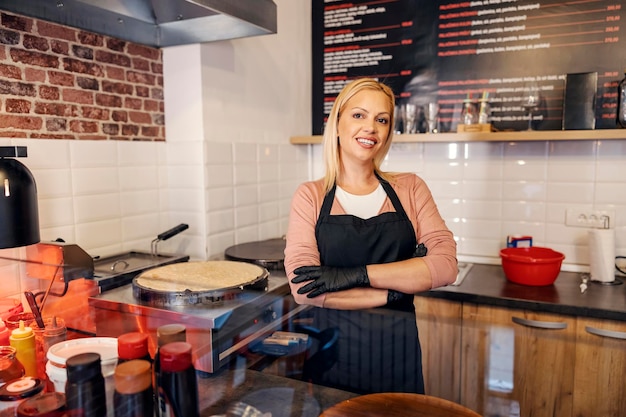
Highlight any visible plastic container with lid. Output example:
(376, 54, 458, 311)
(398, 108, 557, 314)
(10, 321, 37, 378)
(0, 377, 45, 413)
(157, 342, 199, 417)
(113, 359, 153, 417)
(117, 333, 151, 364)
(45, 337, 118, 393)
(65, 352, 107, 417)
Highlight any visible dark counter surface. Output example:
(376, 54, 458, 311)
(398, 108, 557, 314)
(198, 368, 358, 417)
(421, 263, 626, 321)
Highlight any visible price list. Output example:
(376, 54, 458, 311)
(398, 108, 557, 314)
(312, 0, 626, 133)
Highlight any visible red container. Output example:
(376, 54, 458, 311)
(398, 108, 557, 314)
(499, 247, 565, 286)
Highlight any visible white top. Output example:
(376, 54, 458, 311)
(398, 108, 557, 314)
(335, 184, 386, 219)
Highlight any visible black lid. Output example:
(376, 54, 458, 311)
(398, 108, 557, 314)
(0, 377, 44, 401)
(65, 352, 102, 383)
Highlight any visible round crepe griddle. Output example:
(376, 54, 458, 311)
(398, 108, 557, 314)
(224, 238, 286, 270)
(132, 260, 269, 306)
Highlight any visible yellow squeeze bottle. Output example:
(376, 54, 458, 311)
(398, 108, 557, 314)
(9, 320, 37, 378)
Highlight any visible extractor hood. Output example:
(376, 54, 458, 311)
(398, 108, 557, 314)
(0, 0, 277, 47)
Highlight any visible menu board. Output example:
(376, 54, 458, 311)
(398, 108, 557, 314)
(312, 0, 626, 134)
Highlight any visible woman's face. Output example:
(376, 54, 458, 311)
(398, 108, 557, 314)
(337, 88, 392, 165)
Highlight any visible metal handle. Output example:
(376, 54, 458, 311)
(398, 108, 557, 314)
(585, 326, 626, 340)
(512, 316, 568, 330)
(157, 223, 189, 241)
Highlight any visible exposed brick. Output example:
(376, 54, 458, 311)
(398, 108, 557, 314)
(50, 40, 69, 55)
(0, 63, 21, 80)
(102, 123, 119, 135)
(62, 88, 94, 104)
(0, 29, 20, 45)
(78, 31, 103, 47)
(135, 86, 149, 97)
(122, 124, 139, 135)
(34, 102, 79, 117)
(0, 80, 36, 96)
(77, 77, 99, 91)
(0, 130, 27, 138)
(30, 133, 74, 139)
(132, 57, 149, 71)
(2, 13, 32, 32)
(46, 118, 66, 131)
(144, 99, 159, 112)
(95, 50, 131, 67)
(105, 66, 125, 81)
(39, 85, 60, 100)
(126, 43, 160, 60)
(129, 111, 151, 124)
(141, 126, 160, 137)
(151, 87, 163, 100)
(37, 21, 76, 42)
(72, 45, 93, 60)
(124, 97, 142, 110)
(106, 38, 126, 52)
(156, 75, 163, 87)
(102, 80, 133, 95)
(24, 67, 45, 82)
(69, 119, 98, 133)
(0, 115, 42, 129)
(6, 99, 31, 113)
(11, 49, 59, 68)
(0, 46, 5, 60)
(23, 35, 49, 51)
(151, 62, 163, 74)
(95, 93, 122, 108)
(127, 71, 155, 85)
(81, 106, 109, 120)
(62, 57, 104, 76)
(112, 110, 127, 122)
(79, 134, 107, 140)
(159, 101, 164, 112)
(153, 114, 164, 125)
(48, 71, 74, 86)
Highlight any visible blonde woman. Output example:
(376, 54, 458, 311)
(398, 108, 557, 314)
(285, 78, 457, 394)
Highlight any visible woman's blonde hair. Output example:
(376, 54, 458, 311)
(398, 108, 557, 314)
(322, 78, 396, 193)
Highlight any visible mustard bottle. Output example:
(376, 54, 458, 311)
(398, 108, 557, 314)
(9, 320, 37, 378)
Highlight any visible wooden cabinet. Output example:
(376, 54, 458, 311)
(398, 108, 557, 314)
(415, 296, 626, 417)
(460, 304, 577, 417)
(414, 297, 463, 403)
(573, 317, 626, 417)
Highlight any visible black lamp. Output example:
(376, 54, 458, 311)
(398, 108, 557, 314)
(0, 146, 40, 249)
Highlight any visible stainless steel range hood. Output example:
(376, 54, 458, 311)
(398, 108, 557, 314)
(0, 0, 277, 47)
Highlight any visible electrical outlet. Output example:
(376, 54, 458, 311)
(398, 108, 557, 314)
(565, 209, 615, 228)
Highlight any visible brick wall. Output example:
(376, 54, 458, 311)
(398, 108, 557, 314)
(0, 11, 164, 141)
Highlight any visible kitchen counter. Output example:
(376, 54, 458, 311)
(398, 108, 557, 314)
(422, 263, 626, 321)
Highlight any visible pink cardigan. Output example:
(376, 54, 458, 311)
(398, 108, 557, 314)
(284, 173, 458, 307)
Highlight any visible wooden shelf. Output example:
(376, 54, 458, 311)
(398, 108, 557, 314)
(290, 129, 626, 144)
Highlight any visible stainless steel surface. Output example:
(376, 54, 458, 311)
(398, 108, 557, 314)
(131, 265, 269, 306)
(0, 0, 277, 47)
(89, 272, 294, 373)
(93, 251, 190, 291)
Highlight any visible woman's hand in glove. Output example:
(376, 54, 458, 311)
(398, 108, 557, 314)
(292, 265, 370, 298)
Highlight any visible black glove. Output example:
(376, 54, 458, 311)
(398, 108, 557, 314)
(292, 265, 370, 298)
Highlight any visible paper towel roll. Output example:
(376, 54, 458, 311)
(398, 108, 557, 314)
(588, 228, 616, 283)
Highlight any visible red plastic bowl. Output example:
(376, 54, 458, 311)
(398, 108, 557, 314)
(499, 247, 565, 286)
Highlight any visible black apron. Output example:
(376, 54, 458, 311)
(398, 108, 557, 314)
(309, 177, 425, 394)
